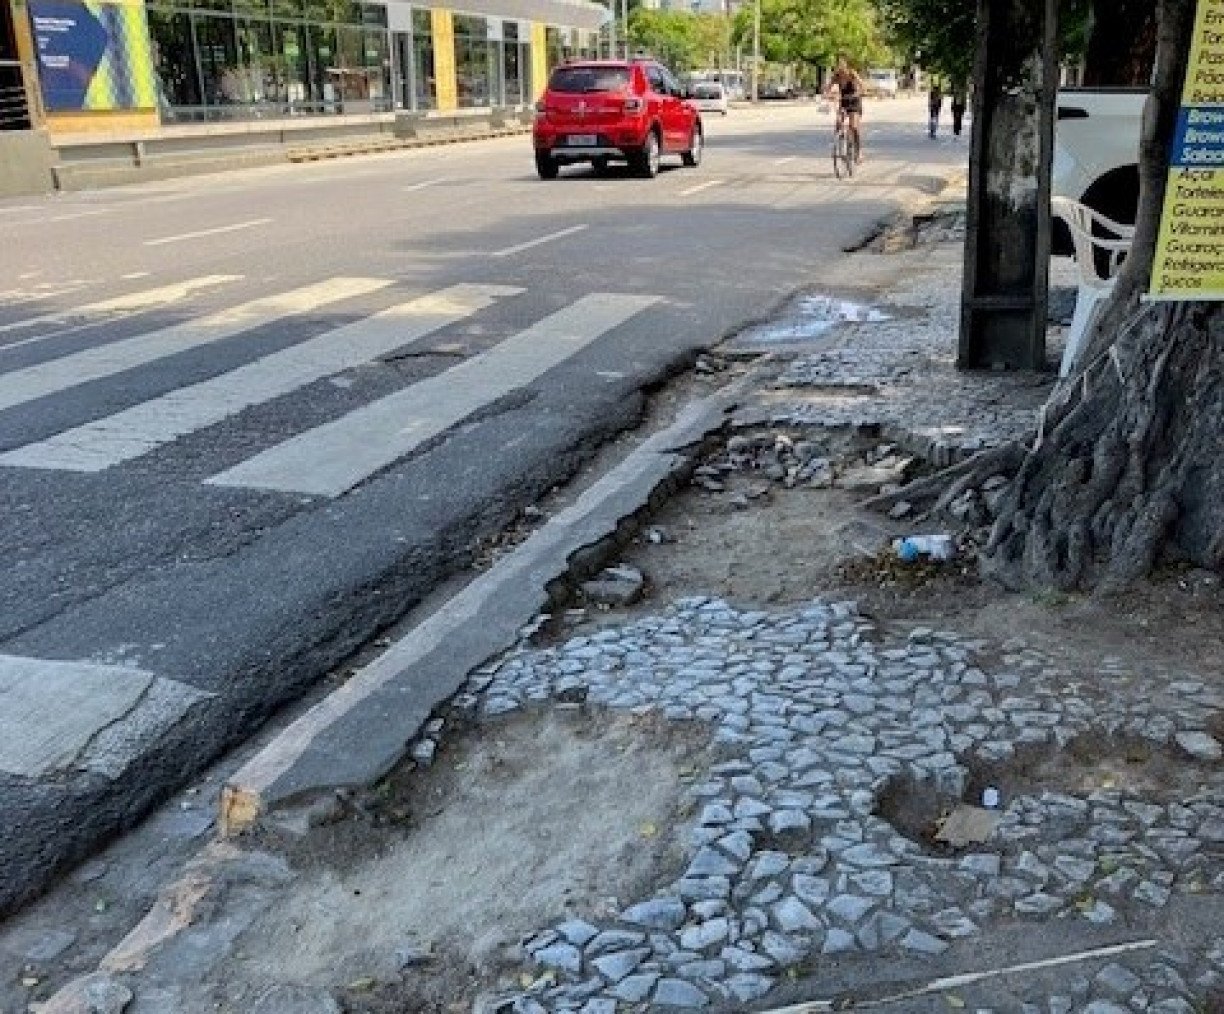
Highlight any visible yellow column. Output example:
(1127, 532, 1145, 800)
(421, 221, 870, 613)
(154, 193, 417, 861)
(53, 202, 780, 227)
(530, 22, 547, 102)
(431, 8, 457, 112)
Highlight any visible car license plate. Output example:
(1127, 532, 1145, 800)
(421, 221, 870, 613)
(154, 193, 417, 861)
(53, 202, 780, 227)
(567, 134, 597, 146)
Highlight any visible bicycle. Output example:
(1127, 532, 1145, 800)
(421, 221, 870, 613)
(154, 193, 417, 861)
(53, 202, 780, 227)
(832, 110, 859, 179)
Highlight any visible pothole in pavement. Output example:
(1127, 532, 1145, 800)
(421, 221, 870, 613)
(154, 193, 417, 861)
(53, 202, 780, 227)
(733, 295, 894, 348)
(233, 708, 713, 1014)
(877, 734, 1224, 857)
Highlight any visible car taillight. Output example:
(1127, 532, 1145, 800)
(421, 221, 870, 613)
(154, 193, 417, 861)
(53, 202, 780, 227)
(623, 97, 644, 114)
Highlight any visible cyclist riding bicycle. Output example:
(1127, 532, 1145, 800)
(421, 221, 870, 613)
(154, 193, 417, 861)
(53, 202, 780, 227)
(825, 57, 865, 164)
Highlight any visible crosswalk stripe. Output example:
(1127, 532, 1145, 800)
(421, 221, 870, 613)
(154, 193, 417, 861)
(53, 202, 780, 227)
(0, 275, 241, 338)
(0, 277, 390, 415)
(207, 292, 660, 497)
(0, 284, 524, 473)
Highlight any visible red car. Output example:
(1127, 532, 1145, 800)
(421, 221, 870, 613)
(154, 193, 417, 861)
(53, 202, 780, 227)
(533, 59, 704, 179)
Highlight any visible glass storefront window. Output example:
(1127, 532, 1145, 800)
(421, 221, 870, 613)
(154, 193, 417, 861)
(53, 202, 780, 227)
(148, 10, 202, 109)
(502, 21, 520, 107)
(194, 15, 240, 105)
(410, 9, 434, 109)
(453, 14, 490, 108)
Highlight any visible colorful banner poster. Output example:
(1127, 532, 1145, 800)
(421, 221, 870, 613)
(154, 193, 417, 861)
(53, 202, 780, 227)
(1151, 0, 1224, 298)
(28, 0, 156, 112)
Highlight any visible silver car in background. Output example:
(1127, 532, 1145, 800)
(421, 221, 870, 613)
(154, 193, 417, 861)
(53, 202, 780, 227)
(690, 82, 729, 116)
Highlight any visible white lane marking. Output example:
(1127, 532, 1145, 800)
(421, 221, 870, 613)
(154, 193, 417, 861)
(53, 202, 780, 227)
(678, 180, 723, 197)
(144, 218, 272, 247)
(0, 275, 241, 344)
(1, 284, 524, 472)
(208, 291, 660, 497)
(122, 271, 151, 280)
(401, 178, 448, 192)
(0, 206, 42, 216)
(773, 156, 797, 165)
(490, 224, 588, 258)
(0, 282, 94, 306)
(0, 277, 389, 413)
(17, 271, 41, 279)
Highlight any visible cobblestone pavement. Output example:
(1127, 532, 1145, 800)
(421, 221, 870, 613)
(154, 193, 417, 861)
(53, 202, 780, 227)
(452, 596, 1224, 1012)
(755, 249, 1078, 466)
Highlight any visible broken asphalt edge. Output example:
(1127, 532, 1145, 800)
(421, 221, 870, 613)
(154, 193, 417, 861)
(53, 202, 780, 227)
(219, 375, 758, 836)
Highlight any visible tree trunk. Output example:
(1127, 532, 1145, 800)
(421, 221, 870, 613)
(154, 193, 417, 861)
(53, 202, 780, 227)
(984, 0, 1224, 593)
(1082, 0, 1158, 86)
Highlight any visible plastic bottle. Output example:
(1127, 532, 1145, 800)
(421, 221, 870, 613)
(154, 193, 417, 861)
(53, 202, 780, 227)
(893, 535, 956, 563)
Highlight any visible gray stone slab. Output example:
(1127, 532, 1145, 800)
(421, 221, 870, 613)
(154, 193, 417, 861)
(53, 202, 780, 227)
(0, 655, 206, 778)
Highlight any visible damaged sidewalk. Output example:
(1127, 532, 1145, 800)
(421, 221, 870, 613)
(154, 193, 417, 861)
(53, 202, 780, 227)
(8, 203, 1224, 1014)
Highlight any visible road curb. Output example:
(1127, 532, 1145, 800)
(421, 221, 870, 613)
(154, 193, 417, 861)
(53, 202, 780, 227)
(219, 378, 755, 835)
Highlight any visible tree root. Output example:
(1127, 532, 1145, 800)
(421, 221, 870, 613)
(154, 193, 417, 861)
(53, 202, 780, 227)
(984, 300, 1223, 594)
(861, 442, 1026, 515)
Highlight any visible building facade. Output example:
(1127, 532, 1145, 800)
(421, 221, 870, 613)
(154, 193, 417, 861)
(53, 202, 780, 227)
(2, 0, 606, 136)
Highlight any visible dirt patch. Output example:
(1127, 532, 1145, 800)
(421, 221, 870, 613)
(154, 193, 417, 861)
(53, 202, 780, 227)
(877, 736, 1224, 857)
(223, 708, 709, 1013)
(609, 427, 1224, 697)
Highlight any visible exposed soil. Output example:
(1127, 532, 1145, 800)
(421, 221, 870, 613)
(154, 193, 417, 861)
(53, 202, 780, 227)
(613, 432, 1224, 692)
(221, 709, 714, 1014)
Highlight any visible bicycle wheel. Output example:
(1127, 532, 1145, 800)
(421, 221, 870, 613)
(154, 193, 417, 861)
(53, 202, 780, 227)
(832, 132, 853, 179)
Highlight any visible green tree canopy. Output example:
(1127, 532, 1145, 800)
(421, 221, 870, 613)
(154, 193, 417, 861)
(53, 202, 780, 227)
(731, 0, 890, 71)
(627, 9, 731, 71)
(875, 0, 1153, 85)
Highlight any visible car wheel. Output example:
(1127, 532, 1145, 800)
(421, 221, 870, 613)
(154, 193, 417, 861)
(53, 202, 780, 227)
(632, 130, 661, 178)
(535, 151, 559, 180)
(681, 126, 703, 168)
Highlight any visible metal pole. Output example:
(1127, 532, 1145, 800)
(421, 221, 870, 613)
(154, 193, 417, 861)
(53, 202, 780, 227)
(608, 2, 616, 59)
(751, 0, 760, 101)
(622, 0, 629, 57)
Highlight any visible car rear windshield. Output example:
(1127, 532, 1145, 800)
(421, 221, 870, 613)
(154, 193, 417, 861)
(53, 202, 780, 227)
(549, 66, 631, 94)
(693, 84, 723, 98)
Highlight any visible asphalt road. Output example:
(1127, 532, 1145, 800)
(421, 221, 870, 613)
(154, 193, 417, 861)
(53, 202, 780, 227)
(0, 98, 964, 911)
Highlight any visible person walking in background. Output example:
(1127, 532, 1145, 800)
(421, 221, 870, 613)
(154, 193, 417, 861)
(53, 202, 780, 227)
(928, 79, 944, 139)
(951, 81, 968, 137)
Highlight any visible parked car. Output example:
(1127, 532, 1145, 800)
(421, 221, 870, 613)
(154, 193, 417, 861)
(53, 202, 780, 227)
(690, 81, 729, 116)
(865, 69, 899, 98)
(532, 60, 704, 179)
(1052, 88, 1146, 255)
(758, 81, 796, 100)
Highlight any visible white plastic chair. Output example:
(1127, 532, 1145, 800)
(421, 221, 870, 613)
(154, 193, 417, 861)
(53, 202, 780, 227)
(1051, 196, 1135, 377)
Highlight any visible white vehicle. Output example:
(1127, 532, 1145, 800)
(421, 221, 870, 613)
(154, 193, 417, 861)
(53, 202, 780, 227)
(1052, 88, 1147, 253)
(866, 69, 899, 98)
(690, 69, 745, 101)
(690, 81, 729, 116)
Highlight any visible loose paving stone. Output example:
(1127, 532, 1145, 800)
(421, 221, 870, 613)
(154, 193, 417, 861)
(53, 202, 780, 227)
(773, 897, 822, 934)
(611, 973, 659, 1002)
(1095, 963, 1143, 999)
(592, 947, 649, 983)
(827, 894, 876, 925)
(621, 899, 686, 931)
(586, 931, 646, 958)
(822, 928, 857, 954)
(900, 928, 949, 955)
(761, 931, 808, 965)
(679, 919, 730, 952)
(534, 943, 582, 974)
(1175, 732, 1223, 762)
(654, 978, 710, 1006)
(556, 920, 600, 948)
(726, 973, 775, 1002)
